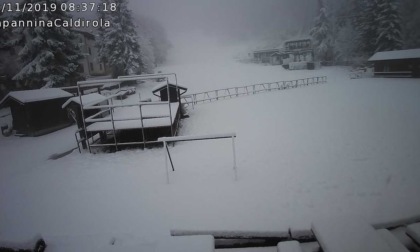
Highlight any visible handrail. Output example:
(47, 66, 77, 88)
(181, 76, 327, 106)
(84, 101, 169, 110)
(158, 133, 238, 184)
(76, 73, 180, 152)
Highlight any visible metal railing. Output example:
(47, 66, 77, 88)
(181, 76, 327, 106)
(158, 133, 238, 184)
(77, 73, 180, 153)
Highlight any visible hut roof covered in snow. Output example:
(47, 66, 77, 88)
(152, 83, 188, 93)
(62, 93, 107, 109)
(368, 49, 420, 61)
(0, 88, 73, 107)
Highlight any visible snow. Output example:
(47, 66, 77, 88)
(171, 229, 289, 239)
(277, 240, 302, 252)
(217, 247, 276, 252)
(311, 216, 394, 252)
(406, 223, 420, 245)
(368, 48, 420, 61)
(0, 88, 73, 105)
(61, 93, 107, 109)
(42, 234, 214, 252)
(390, 227, 420, 251)
(1, 39, 420, 249)
(376, 229, 409, 252)
(0, 235, 42, 250)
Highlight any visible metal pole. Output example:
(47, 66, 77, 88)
(232, 136, 238, 181)
(165, 143, 175, 171)
(139, 105, 146, 149)
(77, 82, 91, 153)
(164, 141, 170, 184)
(110, 105, 118, 151)
(167, 78, 174, 136)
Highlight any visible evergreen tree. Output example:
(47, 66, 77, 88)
(333, 20, 360, 63)
(354, 0, 378, 56)
(400, 0, 420, 48)
(97, 0, 143, 78)
(310, 0, 333, 62)
(138, 34, 155, 74)
(12, 0, 82, 89)
(375, 0, 402, 52)
(134, 15, 171, 67)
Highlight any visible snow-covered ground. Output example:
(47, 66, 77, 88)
(1, 41, 420, 250)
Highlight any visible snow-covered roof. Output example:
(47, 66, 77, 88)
(0, 88, 73, 107)
(253, 48, 281, 54)
(152, 83, 188, 93)
(61, 93, 107, 109)
(368, 49, 420, 61)
(283, 37, 312, 44)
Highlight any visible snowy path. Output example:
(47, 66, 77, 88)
(1, 48, 420, 247)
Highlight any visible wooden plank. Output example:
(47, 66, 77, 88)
(311, 216, 394, 252)
(377, 229, 409, 252)
(277, 240, 302, 252)
(407, 223, 420, 245)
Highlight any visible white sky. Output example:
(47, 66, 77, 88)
(128, 0, 318, 41)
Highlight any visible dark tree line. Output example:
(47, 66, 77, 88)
(0, 0, 170, 97)
(310, 0, 420, 64)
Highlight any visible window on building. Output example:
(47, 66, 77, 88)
(90, 63, 94, 71)
(88, 47, 92, 55)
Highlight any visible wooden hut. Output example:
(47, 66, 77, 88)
(152, 83, 187, 102)
(368, 49, 420, 78)
(0, 89, 73, 136)
(253, 49, 280, 64)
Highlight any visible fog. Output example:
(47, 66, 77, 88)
(129, 0, 318, 43)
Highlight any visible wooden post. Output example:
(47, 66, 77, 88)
(164, 141, 170, 184)
(232, 136, 238, 181)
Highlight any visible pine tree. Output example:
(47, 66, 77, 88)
(375, 0, 402, 52)
(133, 15, 171, 67)
(400, 0, 420, 48)
(97, 0, 143, 77)
(334, 20, 360, 63)
(12, 0, 82, 89)
(310, 0, 333, 62)
(354, 0, 378, 57)
(138, 34, 155, 74)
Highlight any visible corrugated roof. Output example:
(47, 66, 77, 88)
(0, 88, 73, 107)
(368, 49, 420, 61)
(62, 93, 107, 109)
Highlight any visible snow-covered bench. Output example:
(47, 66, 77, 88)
(277, 240, 302, 252)
(377, 229, 409, 252)
(155, 235, 214, 252)
(407, 223, 420, 246)
(311, 216, 395, 252)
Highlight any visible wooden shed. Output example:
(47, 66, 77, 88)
(0, 88, 73, 136)
(152, 83, 187, 102)
(368, 49, 420, 78)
